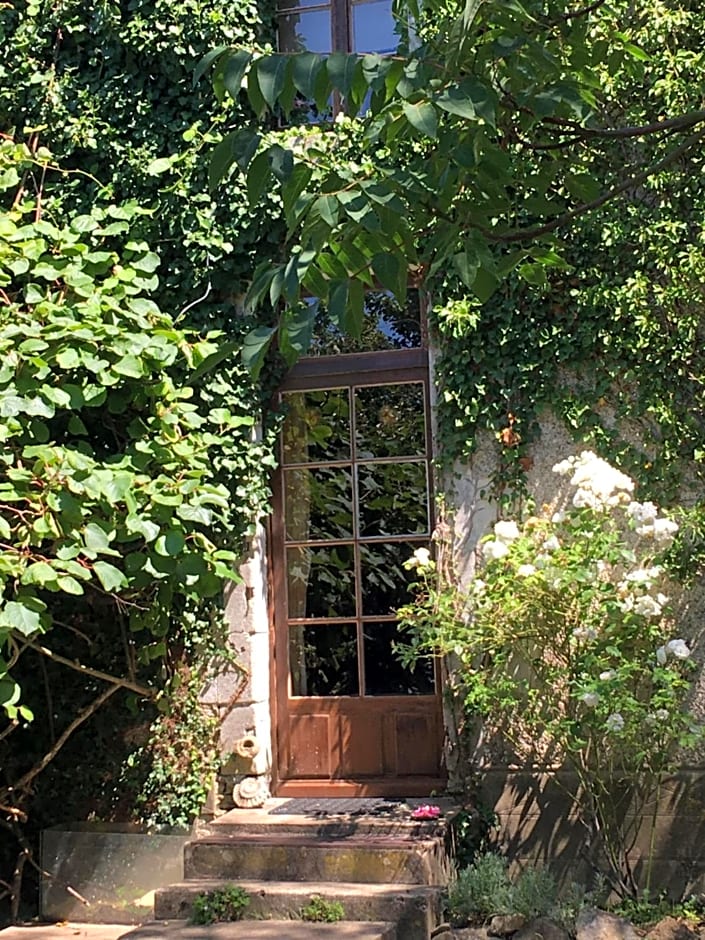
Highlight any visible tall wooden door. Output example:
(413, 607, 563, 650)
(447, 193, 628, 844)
(270, 324, 445, 796)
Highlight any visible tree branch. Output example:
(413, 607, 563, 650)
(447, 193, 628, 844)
(543, 108, 705, 142)
(6, 684, 120, 799)
(486, 125, 705, 244)
(25, 640, 154, 698)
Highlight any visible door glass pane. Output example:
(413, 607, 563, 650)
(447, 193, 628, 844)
(309, 291, 422, 356)
(285, 466, 354, 541)
(358, 461, 429, 536)
(359, 542, 418, 615)
(287, 545, 356, 618)
(282, 388, 350, 464)
(290, 624, 359, 695)
(352, 0, 397, 53)
(363, 621, 435, 695)
(278, 8, 332, 52)
(355, 383, 425, 459)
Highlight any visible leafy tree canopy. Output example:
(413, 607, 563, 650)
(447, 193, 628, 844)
(203, 0, 705, 376)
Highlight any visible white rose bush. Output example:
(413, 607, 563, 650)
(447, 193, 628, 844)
(397, 452, 702, 898)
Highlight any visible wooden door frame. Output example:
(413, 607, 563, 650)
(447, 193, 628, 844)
(268, 346, 446, 797)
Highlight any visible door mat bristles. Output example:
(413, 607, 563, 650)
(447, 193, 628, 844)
(268, 798, 409, 817)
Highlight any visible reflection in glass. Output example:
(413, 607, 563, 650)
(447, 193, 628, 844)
(285, 466, 353, 541)
(358, 461, 429, 536)
(355, 383, 425, 459)
(352, 0, 397, 53)
(290, 624, 359, 695)
(309, 292, 422, 356)
(363, 621, 435, 695)
(360, 542, 419, 615)
(287, 545, 356, 619)
(278, 8, 332, 52)
(282, 388, 350, 464)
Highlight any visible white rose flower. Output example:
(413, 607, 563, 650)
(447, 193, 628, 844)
(483, 539, 509, 561)
(551, 510, 567, 523)
(653, 517, 679, 543)
(633, 595, 663, 618)
(494, 520, 520, 543)
(552, 458, 575, 476)
(543, 535, 561, 552)
(412, 547, 431, 567)
(666, 638, 691, 659)
(573, 626, 598, 641)
(654, 708, 670, 721)
(627, 501, 658, 524)
(606, 712, 625, 733)
(599, 670, 616, 681)
(517, 564, 537, 577)
(656, 645, 668, 666)
(580, 691, 600, 707)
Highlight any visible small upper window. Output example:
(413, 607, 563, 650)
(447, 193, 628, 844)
(278, 0, 398, 55)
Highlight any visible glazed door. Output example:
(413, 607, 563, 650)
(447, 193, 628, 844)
(271, 353, 444, 796)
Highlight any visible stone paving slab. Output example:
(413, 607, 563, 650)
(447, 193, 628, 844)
(123, 920, 396, 938)
(0, 924, 131, 939)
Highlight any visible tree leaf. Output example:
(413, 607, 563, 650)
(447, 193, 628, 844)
(193, 44, 229, 87)
(93, 561, 127, 592)
(241, 326, 277, 380)
(402, 100, 438, 138)
(256, 54, 289, 108)
(292, 52, 323, 100)
(222, 49, 252, 100)
(2, 601, 42, 637)
(246, 150, 272, 205)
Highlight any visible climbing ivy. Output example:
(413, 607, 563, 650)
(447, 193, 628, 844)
(0, 0, 282, 914)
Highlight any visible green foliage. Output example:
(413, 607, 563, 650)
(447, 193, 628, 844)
(190, 884, 250, 924)
(447, 853, 593, 930)
(447, 853, 513, 923)
(399, 453, 702, 898)
(448, 805, 497, 870)
(613, 892, 705, 927)
(123, 664, 222, 829)
(0, 139, 250, 714)
(300, 895, 345, 923)
(0, 0, 280, 868)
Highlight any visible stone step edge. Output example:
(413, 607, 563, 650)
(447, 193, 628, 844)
(154, 879, 442, 939)
(186, 833, 442, 848)
(156, 878, 440, 911)
(121, 919, 397, 938)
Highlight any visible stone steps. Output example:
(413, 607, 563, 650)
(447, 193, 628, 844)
(184, 832, 449, 885)
(155, 878, 441, 937)
(121, 920, 397, 939)
(142, 805, 454, 939)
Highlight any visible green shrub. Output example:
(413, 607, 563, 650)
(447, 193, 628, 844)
(300, 895, 345, 923)
(447, 854, 513, 924)
(190, 885, 250, 924)
(447, 853, 592, 931)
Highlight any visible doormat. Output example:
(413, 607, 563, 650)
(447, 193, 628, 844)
(269, 798, 409, 817)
